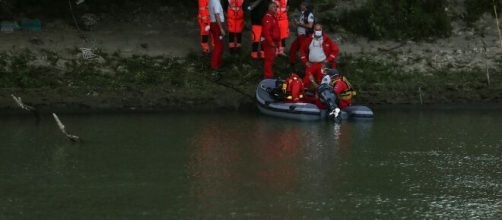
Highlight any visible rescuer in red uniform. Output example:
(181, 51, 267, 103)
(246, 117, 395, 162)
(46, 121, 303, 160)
(261, 2, 281, 79)
(318, 69, 356, 122)
(226, 0, 245, 53)
(209, 0, 226, 70)
(300, 24, 340, 89)
(271, 0, 289, 55)
(248, 0, 270, 59)
(282, 73, 304, 103)
(198, 0, 213, 54)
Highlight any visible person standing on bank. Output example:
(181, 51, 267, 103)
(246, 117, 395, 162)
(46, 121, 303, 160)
(262, 2, 281, 79)
(271, 0, 289, 56)
(209, 0, 226, 70)
(248, 0, 270, 59)
(300, 24, 339, 89)
(198, 0, 213, 55)
(225, 0, 246, 53)
(289, 1, 314, 66)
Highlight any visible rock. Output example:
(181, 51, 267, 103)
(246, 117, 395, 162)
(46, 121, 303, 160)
(117, 65, 128, 73)
(29, 38, 44, 45)
(95, 56, 106, 64)
(81, 13, 99, 30)
(28, 56, 50, 67)
(56, 59, 69, 70)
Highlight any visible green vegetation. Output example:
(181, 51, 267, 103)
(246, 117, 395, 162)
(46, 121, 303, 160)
(3, 0, 501, 41)
(464, 0, 502, 25)
(321, 0, 452, 41)
(0, 0, 194, 19)
(1, 49, 501, 108)
(337, 55, 502, 103)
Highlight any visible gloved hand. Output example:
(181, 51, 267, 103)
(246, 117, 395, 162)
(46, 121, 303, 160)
(329, 108, 341, 123)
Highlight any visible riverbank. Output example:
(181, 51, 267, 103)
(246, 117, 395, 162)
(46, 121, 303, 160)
(1, 7, 501, 112)
(1, 49, 501, 113)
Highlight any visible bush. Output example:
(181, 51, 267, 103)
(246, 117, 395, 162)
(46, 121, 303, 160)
(464, 0, 502, 24)
(323, 0, 452, 41)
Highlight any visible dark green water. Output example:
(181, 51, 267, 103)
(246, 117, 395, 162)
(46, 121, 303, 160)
(1, 108, 501, 219)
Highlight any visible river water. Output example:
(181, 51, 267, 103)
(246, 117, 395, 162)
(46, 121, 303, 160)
(0, 108, 501, 219)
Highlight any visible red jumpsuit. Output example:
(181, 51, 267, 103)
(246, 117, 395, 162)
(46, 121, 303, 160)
(300, 34, 340, 88)
(262, 11, 280, 79)
(198, 0, 212, 54)
(250, 0, 269, 59)
(284, 73, 304, 103)
(272, 0, 289, 54)
(227, 0, 245, 51)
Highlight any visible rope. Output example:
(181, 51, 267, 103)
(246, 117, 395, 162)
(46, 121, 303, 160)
(204, 74, 255, 101)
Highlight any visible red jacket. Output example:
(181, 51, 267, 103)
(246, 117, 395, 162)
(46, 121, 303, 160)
(262, 12, 280, 46)
(333, 79, 352, 109)
(227, 0, 244, 20)
(284, 73, 304, 103)
(198, 0, 210, 21)
(300, 34, 340, 65)
(272, 0, 288, 20)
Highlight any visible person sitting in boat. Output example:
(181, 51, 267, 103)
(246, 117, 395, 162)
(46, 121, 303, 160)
(318, 69, 356, 121)
(281, 73, 304, 103)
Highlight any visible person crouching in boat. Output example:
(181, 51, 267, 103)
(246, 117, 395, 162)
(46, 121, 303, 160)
(318, 69, 356, 122)
(281, 73, 304, 103)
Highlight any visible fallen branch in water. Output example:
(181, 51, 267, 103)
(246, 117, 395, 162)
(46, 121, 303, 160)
(52, 113, 81, 142)
(11, 94, 35, 111)
(11, 94, 40, 122)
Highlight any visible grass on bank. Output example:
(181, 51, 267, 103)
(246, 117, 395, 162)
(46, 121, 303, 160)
(0, 49, 501, 105)
(318, 0, 502, 41)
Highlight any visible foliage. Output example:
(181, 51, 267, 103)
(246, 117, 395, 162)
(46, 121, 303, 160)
(0, 0, 194, 19)
(464, 0, 502, 24)
(321, 0, 452, 41)
(336, 55, 501, 103)
(2, 49, 500, 104)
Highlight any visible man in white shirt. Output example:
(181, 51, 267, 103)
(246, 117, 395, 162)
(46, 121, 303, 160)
(289, 1, 314, 66)
(300, 24, 340, 89)
(209, 0, 226, 70)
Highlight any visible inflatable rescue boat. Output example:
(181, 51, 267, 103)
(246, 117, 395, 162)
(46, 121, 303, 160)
(256, 79, 374, 121)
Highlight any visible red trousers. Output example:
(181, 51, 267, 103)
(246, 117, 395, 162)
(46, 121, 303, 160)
(199, 19, 211, 53)
(303, 62, 325, 89)
(251, 25, 262, 43)
(263, 41, 278, 79)
(198, 19, 210, 35)
(210, 22, 223, 70)
(289, 35, 307, 65)
(278, 19, 289, 43)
